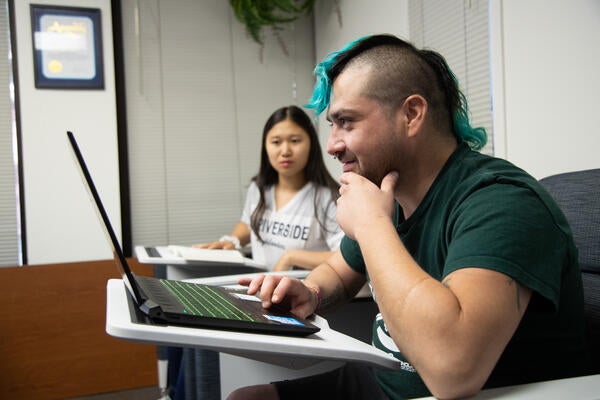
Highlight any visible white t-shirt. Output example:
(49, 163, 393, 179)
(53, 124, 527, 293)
(241, 181, 343, 270)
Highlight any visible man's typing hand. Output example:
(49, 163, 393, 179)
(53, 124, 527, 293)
(238, 274, 317, 319)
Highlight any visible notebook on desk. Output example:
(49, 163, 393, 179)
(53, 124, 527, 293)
(67, 131, 319, 337)
(135, 244, 266, 271)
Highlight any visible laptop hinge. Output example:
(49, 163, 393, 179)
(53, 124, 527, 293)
(140, 299, 162, 318)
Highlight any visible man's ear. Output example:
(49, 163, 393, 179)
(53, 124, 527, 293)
(400, 94, 427, 138)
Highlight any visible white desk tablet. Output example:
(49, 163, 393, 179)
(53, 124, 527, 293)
(106, 278, 400, 370)
(135, 245, 266, 270)
(106, 277, 600, 399)
(414, 373, 600, 400)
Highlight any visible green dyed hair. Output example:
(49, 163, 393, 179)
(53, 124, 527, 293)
(306, 34, 487, 151)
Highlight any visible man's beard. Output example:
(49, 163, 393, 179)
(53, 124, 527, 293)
(361, 165, 389, 187)
(360, 142, 399, 187)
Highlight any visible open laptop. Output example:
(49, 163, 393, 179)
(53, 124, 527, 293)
(67, 131, 319, 337)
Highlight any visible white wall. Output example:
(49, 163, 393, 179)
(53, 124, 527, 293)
(14, 0, 317, 265)
(493, 0, 600, 179)
(14, 0, 119, 264)
(121, 1, 317, 248)
(13, 0, 599, 264)
(314, 1, 600, 180)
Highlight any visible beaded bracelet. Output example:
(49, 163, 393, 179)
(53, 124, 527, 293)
(307, 284, 322, 312)
(218, 235, 241, 250)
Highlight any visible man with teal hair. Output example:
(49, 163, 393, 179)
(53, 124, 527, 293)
(228, 34, 588, 400)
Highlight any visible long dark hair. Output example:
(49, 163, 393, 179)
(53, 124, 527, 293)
(250, 105, 340, 242)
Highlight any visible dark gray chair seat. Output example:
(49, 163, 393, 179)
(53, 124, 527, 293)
(539, 168, 600, 375)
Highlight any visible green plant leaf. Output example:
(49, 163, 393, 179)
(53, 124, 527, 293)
(230, 0, 316, 46)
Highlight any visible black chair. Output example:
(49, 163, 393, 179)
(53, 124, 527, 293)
(539, 169, 600, 375)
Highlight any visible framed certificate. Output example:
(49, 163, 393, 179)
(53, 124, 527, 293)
(30, 4, 104, 89)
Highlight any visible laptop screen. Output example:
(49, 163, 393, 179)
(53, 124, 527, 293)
(67, 131, 319, 336)
(67, 131, 144, 304)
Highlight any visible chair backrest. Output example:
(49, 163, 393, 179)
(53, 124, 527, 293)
(539, 168, 600, 374)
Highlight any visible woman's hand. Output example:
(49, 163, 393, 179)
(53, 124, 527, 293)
(272, 250, 295, 272)
(193, 240, 236, 250)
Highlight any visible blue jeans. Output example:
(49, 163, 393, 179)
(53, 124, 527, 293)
(169, 348, 221, 400)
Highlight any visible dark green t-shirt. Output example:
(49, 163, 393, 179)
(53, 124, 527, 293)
(340, 144, 587, 399)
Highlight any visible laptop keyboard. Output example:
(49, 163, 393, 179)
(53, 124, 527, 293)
(160, 280, 260, 321)
(145, 247, 161, 257)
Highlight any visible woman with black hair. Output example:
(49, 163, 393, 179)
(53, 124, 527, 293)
(197, 105, 343, 271)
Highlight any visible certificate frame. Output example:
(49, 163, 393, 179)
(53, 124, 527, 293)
(30, 4, 104, 89)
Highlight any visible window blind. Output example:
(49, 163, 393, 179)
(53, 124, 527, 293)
(409, 0, 493, 155)
(0, 0, 20, 266)
(120, 0, 316, 249)
(120, 0, 242, 247)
